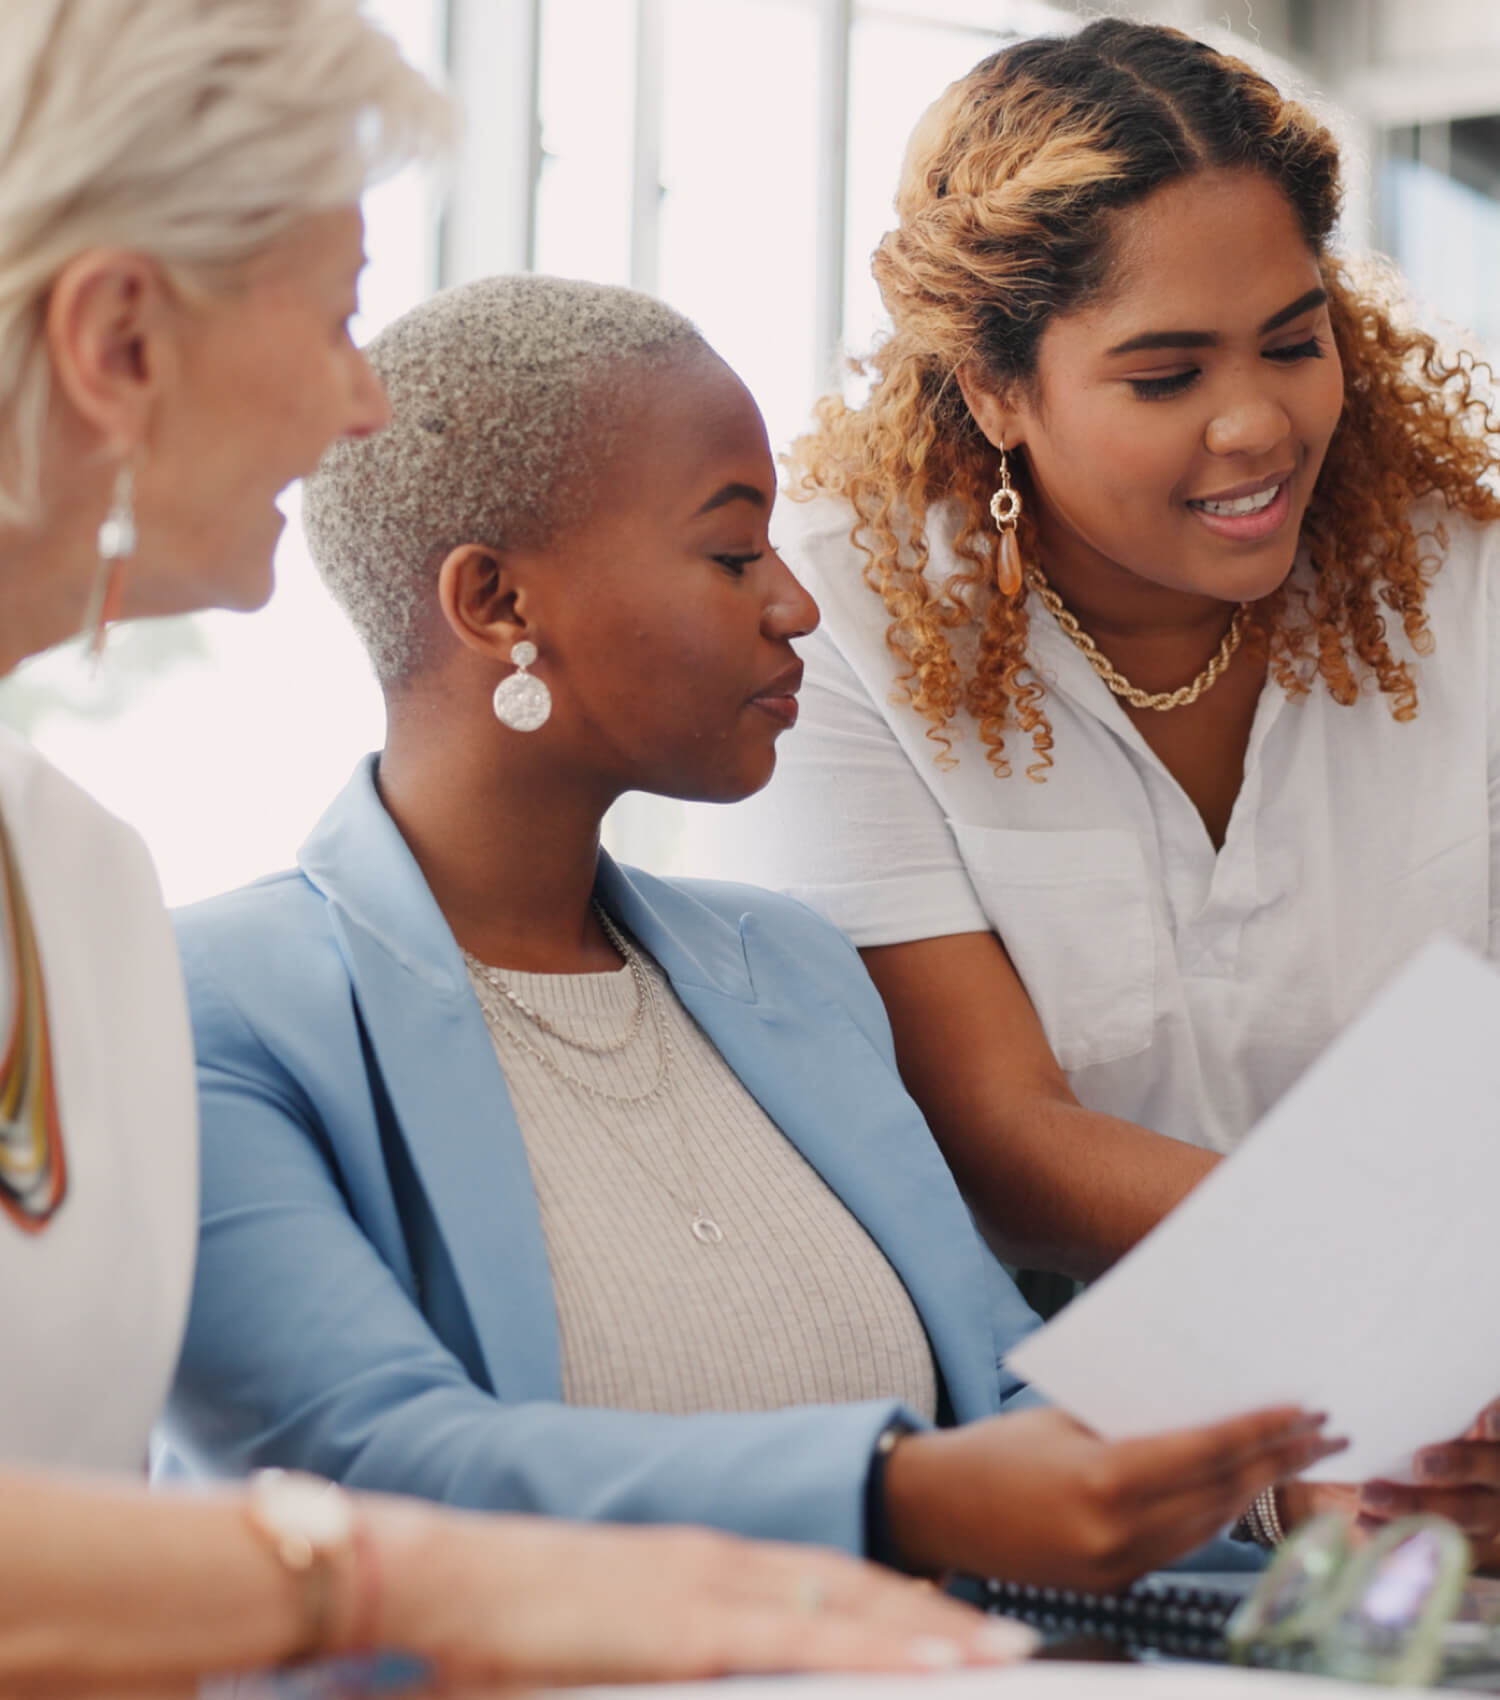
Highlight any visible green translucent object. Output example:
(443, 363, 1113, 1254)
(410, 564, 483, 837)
(1225, 1512, 1352, 1665)
(1313, 1516, 1472, 1687)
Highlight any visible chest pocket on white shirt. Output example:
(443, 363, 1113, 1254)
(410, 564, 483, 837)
(948, 823, 1156, 1072)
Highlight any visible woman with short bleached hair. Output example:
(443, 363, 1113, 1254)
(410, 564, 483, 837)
(168, 271, 1338, 1591)
(0, 4, 1011, 1689)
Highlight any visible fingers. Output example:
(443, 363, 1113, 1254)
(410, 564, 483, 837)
(465, 1523, 1038, 1688)
(1412, 1440, 1500, 1491)
(1358, 1432, 1500, 1537)
(731, 1542, 973, 1637)
(1359, 1480, 1500, 1538)
(1100, 1412, 1345, 1584)
(1112, 1405, 1339, 1503)
(1463, 1399, 1500, 1442)
(706, 1608, 1037, 1677)
(677, 1543, 1038, 1678)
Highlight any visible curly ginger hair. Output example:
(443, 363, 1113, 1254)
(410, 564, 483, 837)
(790, 19, 1500, 777)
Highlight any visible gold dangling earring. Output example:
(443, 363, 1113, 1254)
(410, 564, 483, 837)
(988, 446, 1024, 598)
(80, 460, 136, 665)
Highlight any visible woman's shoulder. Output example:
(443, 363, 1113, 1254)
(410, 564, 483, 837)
(774, 486, 965, 574)
(620, 865, 876, 996)
(1402, 495, 1500, 639)
(0, 727, 156, 879)
(771, 487, 865, 584)
(172, 868, 349, 1041)
(655, 868, 850, 936)
(174, 866, 331, 954)
(774, 488, 968, 659)
(1402, 494, 1500, 579)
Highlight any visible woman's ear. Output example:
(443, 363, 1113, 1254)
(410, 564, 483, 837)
(45, 249, 172, 453)
(436, 542, 532, 661)
(955, 361, 1023, 454)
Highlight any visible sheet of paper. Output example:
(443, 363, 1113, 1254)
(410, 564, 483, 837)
(1006, 936, 1500, 1483)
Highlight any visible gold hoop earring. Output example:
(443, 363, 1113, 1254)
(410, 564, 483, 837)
(988, 447, 1024, 598)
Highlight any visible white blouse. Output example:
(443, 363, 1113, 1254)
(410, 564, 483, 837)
(0, 731, 196, 1468)
(685, 495, 1500, 1153)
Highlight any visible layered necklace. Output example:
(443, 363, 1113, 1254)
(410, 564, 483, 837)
(465, 905, 725, 1246)
(1026, 566, 1250, 713)
(0, 809, 66, 1231)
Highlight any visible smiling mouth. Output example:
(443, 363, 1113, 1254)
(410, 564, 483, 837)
(1187, 484, 1282, 518)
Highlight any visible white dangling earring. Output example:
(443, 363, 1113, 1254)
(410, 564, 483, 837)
(81, 461, 137, 662)
(492, 639, 552, 731)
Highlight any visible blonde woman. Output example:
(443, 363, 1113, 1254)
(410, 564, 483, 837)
(0, 3, 1018, 1689)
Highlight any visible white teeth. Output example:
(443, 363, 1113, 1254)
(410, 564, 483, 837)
(1192, 484, 1280, 517)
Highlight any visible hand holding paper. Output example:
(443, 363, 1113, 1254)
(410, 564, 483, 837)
(1006, 937, 1500, 1489)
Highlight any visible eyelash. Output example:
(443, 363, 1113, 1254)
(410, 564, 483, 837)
(1127, 335, 1328, 401)
(713, 552, 763, 576)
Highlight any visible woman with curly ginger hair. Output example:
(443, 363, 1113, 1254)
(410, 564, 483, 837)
(695, 18, 1500, 1551)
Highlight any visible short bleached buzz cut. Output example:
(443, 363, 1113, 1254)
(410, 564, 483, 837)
(304, 274, 709, 688)
(0, 0, 451, 526)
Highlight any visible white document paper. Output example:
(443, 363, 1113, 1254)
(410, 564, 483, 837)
(1006, 936, 1500, 1483)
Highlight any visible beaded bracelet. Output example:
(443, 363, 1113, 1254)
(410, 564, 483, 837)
(1236, 1486, 1286, 1548)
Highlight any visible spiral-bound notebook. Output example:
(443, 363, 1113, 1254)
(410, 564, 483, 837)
(984, 1573, 1257, 1662)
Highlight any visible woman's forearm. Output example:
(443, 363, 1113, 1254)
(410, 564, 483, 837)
(0, 1470, 1022, 1691)
(0, 1474, 311, 1686)
(860, 932, 1219, 1280)
(959, 1094, 1220, 1279)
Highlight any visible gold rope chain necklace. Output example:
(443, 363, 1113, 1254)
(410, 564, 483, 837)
(1025, 566, 1250, 713)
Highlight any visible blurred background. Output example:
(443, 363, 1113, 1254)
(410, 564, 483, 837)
(7, 0, 1500, 899)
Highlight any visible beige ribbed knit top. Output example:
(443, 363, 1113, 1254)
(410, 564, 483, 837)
(465, 943, 938, 1420)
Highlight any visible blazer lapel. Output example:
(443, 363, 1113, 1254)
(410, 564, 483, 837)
(300, 760, 563, 1401)
(297, 773, 1003, 1419)
(599, 862, 1006, 1423)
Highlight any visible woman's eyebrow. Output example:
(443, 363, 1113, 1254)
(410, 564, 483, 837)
(694, 482, 768, 516)
(1105, 287, 1328, 357)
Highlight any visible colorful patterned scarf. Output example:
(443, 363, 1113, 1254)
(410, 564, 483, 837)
(0, 810, 65, 1229)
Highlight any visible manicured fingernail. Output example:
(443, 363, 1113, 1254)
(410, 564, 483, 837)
(1362, 1483, 1395, 1507)
(909, 1638, 964, 1669)
(973, 1621, 1041, 1661)
(1305, 1435, 1348, 1463)
(1420, 1451, 1453, 1479)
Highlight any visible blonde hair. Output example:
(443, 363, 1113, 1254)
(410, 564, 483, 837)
(0, 0, 451, 526)
(792, 19, 1500, 777)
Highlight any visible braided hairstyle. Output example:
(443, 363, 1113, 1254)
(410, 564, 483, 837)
(791, 19, 1500, 777)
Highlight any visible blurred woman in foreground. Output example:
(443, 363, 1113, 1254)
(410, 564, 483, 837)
(0, 2, 1009, 1689)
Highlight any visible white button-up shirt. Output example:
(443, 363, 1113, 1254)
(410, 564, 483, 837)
(684, 494, 1499, 1153)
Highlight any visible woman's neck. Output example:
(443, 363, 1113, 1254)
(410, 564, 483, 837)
(1034, 545, 1243, 698)
(0, 423, 121, 678)
(377, 707, 621, 975)
(0, 508, 102, 678)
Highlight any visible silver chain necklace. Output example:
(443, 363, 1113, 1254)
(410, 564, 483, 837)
(466, 906, 649, 1064)
(464, 905, 725, 1245)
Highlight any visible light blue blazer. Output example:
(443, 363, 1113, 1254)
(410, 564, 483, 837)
(165, 758, 1048, 1553)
